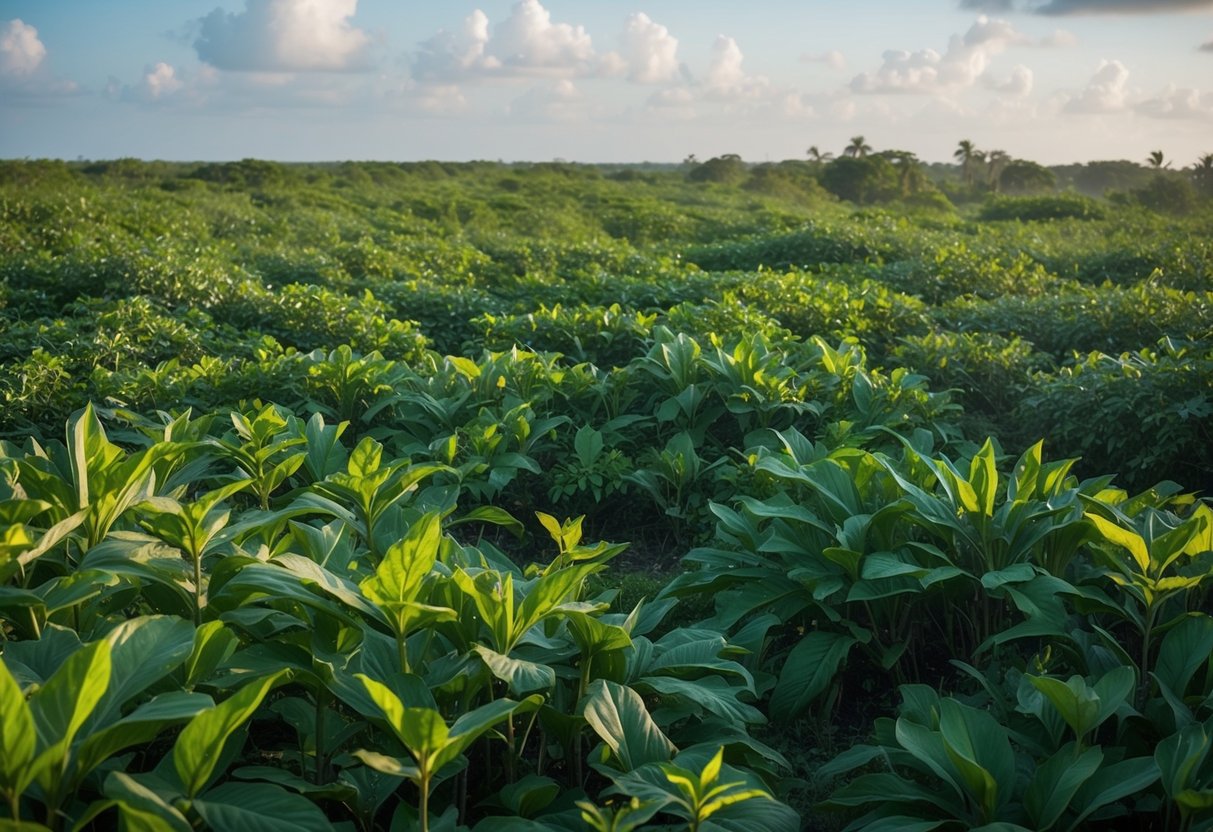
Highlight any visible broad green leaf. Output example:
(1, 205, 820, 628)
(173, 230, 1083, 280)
(1024, 743, 1103, 830)
(1066, 756, 1160, 831)
(360, 512, 442, 609)
(102, 772, 193, 832)
(1155, 615, 1213, 703)
(768, 632, 856, 722)
(582, 679, 675, 771)
(0, 656, 38, 796)
(1085, 512, 1150, 572)
(1029, 675, 1101, 740)
(938, 699, 1015, 820)
(173, 670, 289, 798)
(76, 692, 213, 780)
(192, 782, 334, 831)
(92, 616, 196, 728)
(636, 676, 764, 728)
(1156, 725, 1212, 800)
(472, 645, 556, 694)
(30, 639, 111, 783)
(969, 438, 998, 517)
(182, 621, 239, 689)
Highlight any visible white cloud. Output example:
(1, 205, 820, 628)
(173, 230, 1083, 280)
(508, 78, 583, 120)
(989, 64, 1033, 98)
(1137, 85, 1213, 119)
(1, 19, 45, 76)
(1063, 58, 1130, 113)
(614, 13, 680, 83)
(850, 16, 1026, 95)
(142, 62, 184, 99)
(801, 50, 847, 70)
(412, 1, 603, 81)
(488, 0, 595, 75)
(412, 10, 499, 81)
(193, 0, 372, 72)
(705, 35, 773, 100)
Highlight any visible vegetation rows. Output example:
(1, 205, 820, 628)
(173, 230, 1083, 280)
(0, 155, 1212, 830)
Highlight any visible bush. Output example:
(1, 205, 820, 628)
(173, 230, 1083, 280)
(979, 194, 1106, 221)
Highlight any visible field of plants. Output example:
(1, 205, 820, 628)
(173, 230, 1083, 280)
(1, 156, 1212, 831)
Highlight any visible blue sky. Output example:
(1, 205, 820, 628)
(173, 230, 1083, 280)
(2, 0, 1211, 164)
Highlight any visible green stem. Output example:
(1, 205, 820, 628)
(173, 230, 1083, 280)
(397, 632, 410, 676)
(419, 764, 431, 832)
(8, 791, 19, 822)
(193, 551, 203, 627)
(1139, 603, 1158, 708)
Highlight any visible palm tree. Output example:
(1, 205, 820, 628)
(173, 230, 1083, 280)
(881, 150, 922, 197)
(1147, 150, 1169, 170)
(986, 149, 1011, 193)
(843, 136, 872, 159)
(807, 145, 834, 164)
(954, 139, 981, 187)
(1194, 153, 1213, 196)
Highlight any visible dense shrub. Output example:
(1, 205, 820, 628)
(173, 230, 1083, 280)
(978, 193, 1106, 221)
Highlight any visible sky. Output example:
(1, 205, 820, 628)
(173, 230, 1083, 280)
(1, 0, 1212, 165)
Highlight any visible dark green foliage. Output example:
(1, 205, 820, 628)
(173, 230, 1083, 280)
(979, 193, 1105, 221)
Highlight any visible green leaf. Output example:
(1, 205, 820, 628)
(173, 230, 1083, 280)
(472, 645, 555, 695)
(92, 616, 196, 728)
(30, 639, 111, 784)
(1024, 743, 1103, 830)
(173, 670, 289, 798)
(360, 513, 442, 611)
(1066, 756, 1160, 832)
(636, 675, 764, 728)
(102, 771, 192, 832)
(938, 699, 1015, 820)
(0, 655, 38, 797)
(1085, 512, 1150, 573)
(192, 782, 334, 831)
(581, 679, 676, 772)
(76, 692, 213, 781)
(1028, 675, 1101, 740)
(768, 632, 856, 722)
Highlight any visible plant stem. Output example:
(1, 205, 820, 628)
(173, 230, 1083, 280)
(193, 551, 203, 626)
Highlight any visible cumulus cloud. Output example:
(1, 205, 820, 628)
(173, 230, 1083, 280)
(141, 62, 185, 99)
(962, 0, 1213, 12)
(1, 19, 45, 76)
(412, 10, 498, 80)
(1063, 59, 1130, 113)
(613, 12, 680, 83)
(412, 1, 602, 81)
(988, 63, 1034, 97)
(801, 50, 847, 70)
(851, 16, 1026, 95)
(1137, 85, 1213, 119)
(488, 0, 595, 74)
(193, 0, 372, 72)
(705, 35, 774, 99)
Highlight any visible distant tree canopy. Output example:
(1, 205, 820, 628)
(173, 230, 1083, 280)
(998, 160, 1056, 195)
(687, 154, 746, 185)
